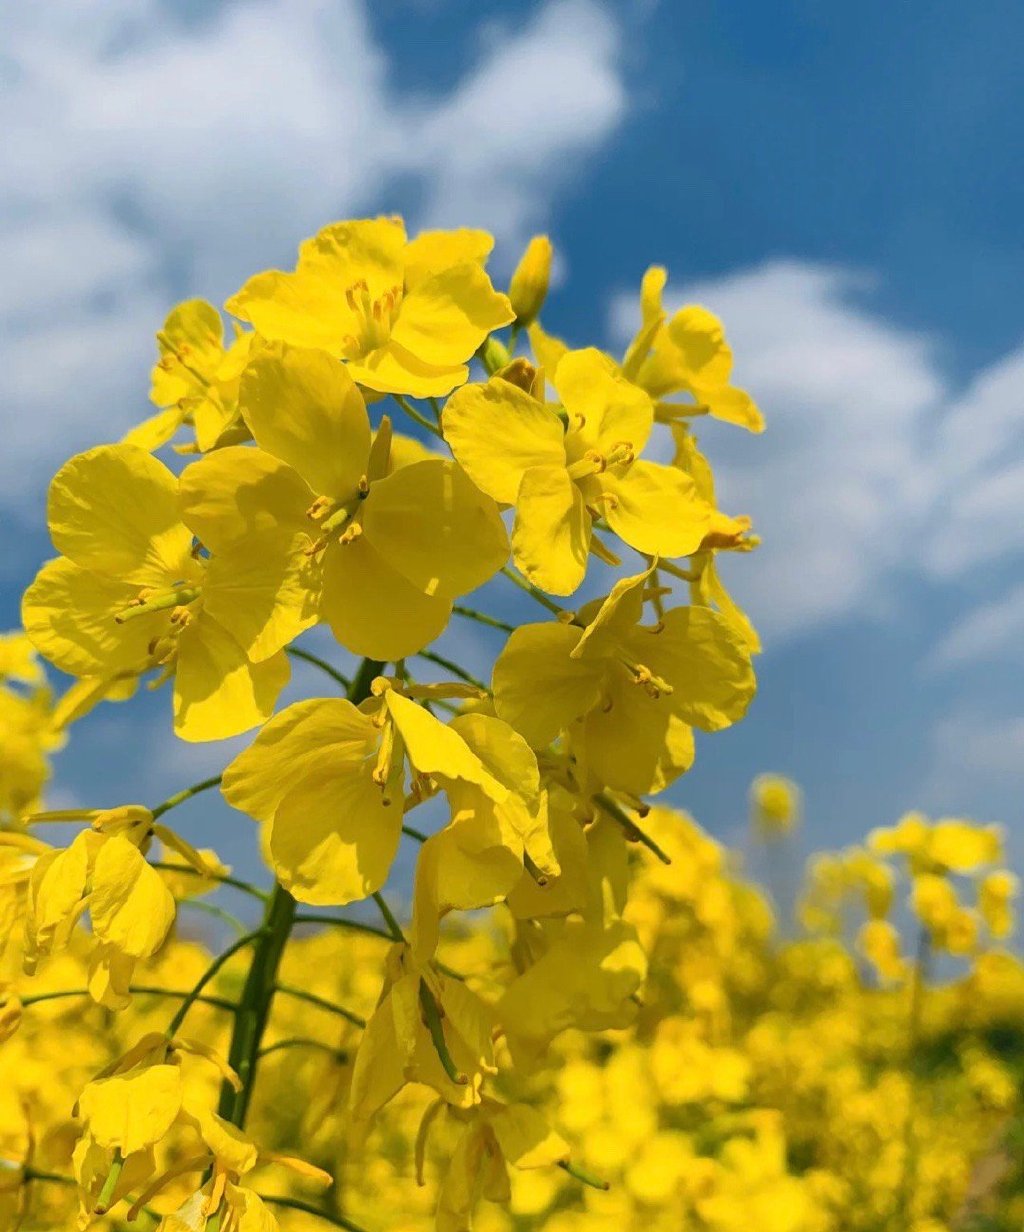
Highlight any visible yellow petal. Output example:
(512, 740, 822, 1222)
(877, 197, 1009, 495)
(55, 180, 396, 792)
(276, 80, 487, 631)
(385, 689, 506, 800)
(173, 613, 288, 743)
(601, 460, 711, 557)
(90, 836, 175, 958)
(511, 465, 590, 596)
(150, 299, 225, 407)
(403, 228, 494, 288)
(179, 446, 312, 553)
(557, 348, 653, 458)
(580, 678, 695, 796)
(22, 558, 163, 678)
(203, 532, 320, 662)
(78, 1064, 182, 1155)
(223, 698, 380, 825)
(390, 262, 514, 367)
(527, 321, 569, 381)
(320, 534, 451, 660)
(492, 622, 603, 748)
(361, 459, 508, 598)
(442, 378, 565, 504)
(239, 344, 370, 501)
(349, 990, 409, 1122)
(267, 758, 402, 905)
(48, 445, 193, 585)
(488, 1103, 568, 1170)
(346, 341, 469, 399)
(631, 605, 756, 731)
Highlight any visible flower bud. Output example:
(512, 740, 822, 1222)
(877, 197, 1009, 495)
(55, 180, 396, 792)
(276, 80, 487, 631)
(750, 773, 800, 838)
(508, 235, 553, 325)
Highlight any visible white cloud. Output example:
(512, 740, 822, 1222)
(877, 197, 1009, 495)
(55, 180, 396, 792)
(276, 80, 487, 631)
(609, 261, 1024, 645)
(0, 0, 626, 508)
(926, 582, 1024, 672)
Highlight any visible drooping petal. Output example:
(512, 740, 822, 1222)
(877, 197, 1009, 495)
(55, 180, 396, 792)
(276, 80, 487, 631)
(384, 690, 507, 801)
(488, 1104, 569, 1170)
(492, 623, 604, 748)
(510, 465, 590, 596)
(90, 836, 175, 958)
(267, 762, 402, 906)
(222, 698, 381, 825)
(173, 613, 289, 743)
(442, 378, 566, 504)
(390, 263, 514, 367)
(48, 446, 194, 585)
(600, 460, 711, 557)
(319, 535, 451, 660)
(238, 344, 371, 501)
(360, 459, 508, 599)
(78, 1064, 182, 1155)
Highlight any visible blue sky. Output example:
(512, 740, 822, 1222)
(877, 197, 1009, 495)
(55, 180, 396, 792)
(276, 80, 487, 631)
(3, 0, 1024, 890)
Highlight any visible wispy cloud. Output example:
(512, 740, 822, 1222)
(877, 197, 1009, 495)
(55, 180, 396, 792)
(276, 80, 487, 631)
(0, 0, 628, 509)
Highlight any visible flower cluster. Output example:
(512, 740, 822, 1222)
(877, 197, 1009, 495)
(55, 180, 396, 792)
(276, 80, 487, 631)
(12, 213, 1014, 1232)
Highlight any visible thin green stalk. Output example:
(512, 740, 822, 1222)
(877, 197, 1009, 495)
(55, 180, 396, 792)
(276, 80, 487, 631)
(415, 649, 487, 692)
(151, 775, 223, 820)
(392, 394, 444, 439)
(180, 897, 249, 935)
(150, 861, 269, 901)
(452, 605, 514, 634)
(166, 930, 265, 1037)
(559, 1160, 610, 1190)
(294, 913, 394, 942)
(403, 822, 428, 842)
(593, 793, 671, 865)
(372, 891, 405, 942)
(500, 565, 566, 617)
(256, 1037, 349, 1062)
(260, 1193, 369, 1232)
(274, 984, 366, 1028)
(19, 986, 236, 1014)
(286, 646, 351, 691)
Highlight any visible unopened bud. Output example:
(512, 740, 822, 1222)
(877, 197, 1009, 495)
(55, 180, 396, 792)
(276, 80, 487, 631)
(508, 235, 553, 325)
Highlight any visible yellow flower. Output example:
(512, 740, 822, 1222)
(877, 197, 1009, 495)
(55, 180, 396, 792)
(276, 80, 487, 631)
(222, 680, 514, 906)
(493, 566, 755, 795)
(125, 299, 257, 453)
(226, 217, 513, 397)
(625, 266, 764, 431)
(979, 870, 1017, 940)
(21, 445, 288, 742)
(443, 350, 711, 594)
(350, 944, 497, 1124)
(750, 774, 801, 838)
(180, 344, 508, 662)
(0, 632, 45, 687)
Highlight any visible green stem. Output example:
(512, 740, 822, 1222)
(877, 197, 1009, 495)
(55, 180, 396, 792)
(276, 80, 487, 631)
(150, 775, 223, 820)
(415, 649, 487, 692)
(274, 983, 366, 1028)
(294, 913, 394, 942)
(286, 646, 351, 691)
(94, 1153, 124, 1214)
(559, 1159, 610, 1191)
(166, 930, 265, 1038)
(19, 986, 236, 1014)
(452, 605, 514, 634)
(403, 823, 428, 842)
(256, 1037, 349, 1062)
(180, 898, 248, 935)
(260, 1193, 369, 1232)
(392, 394, 444, 439)
(500, 565, 566, 617)
(218, 886, 296, 1127)
(593, 793, 671, 865)
(150, 861, 268, 901)
(372, 891, 405, 942)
